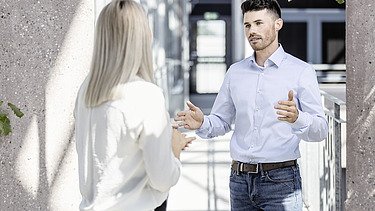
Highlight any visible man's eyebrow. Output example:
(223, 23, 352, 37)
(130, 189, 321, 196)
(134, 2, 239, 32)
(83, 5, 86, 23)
(244, 19, 263, 25)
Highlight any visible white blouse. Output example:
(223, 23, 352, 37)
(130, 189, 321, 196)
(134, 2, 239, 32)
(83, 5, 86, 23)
(74, 77, 181, 211)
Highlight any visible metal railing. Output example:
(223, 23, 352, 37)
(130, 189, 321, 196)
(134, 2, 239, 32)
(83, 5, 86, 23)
(320, 90, 346, 211)
(314, 64, 346, 84)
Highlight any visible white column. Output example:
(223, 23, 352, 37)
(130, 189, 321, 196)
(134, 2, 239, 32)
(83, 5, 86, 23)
(231, 0, 245, 62)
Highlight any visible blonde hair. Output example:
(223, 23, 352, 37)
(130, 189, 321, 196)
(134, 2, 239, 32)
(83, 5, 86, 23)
(85, 0, 154, 107)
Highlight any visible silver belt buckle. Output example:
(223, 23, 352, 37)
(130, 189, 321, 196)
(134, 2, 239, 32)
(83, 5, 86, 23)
(249, 163, 259, 174)
(235, 162, 245, 175)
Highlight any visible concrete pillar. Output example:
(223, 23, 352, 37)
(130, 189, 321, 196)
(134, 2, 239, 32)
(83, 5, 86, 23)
(346, 0, 375, 209)
(0, 0, 94, 210)
(232, 0, 245, 62)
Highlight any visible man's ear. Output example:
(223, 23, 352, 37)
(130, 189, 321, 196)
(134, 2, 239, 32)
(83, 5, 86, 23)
(275, 18, 283, 31)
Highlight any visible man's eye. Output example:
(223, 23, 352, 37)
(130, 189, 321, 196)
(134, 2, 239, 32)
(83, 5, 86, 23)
(256, 22, 262, 25)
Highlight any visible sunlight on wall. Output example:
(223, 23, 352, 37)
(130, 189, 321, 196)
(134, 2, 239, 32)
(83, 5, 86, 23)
(15, 115, 40, 198)
(14, 0, 94, 210)
(45, 1, 94, 209)
(44, 0, 93, 186)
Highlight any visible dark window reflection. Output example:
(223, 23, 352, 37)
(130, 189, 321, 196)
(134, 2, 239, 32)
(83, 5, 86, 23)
(279, 22, 307, 61)
(322, 22, 345, 64)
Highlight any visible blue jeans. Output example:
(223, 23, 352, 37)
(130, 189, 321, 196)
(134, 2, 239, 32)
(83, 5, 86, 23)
(229, 165, 302, 211)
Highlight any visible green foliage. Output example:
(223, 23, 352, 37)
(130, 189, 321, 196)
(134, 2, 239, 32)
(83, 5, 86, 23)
(8, 103, 24, 118)
(0, 101, 24, 136)
(0, 114, 11, 136)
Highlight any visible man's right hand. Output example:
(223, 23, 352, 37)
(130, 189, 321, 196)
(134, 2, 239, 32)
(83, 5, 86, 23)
(175, 101, 204, 130)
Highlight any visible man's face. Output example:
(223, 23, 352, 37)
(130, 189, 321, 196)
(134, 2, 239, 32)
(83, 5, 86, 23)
(243, 9, 282, 51)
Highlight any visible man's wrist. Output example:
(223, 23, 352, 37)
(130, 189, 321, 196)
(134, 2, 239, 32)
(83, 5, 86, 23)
(291, 110, 308, 129)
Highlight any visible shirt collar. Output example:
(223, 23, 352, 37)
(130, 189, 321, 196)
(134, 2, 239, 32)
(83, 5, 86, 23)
(249, 44, 286, 68)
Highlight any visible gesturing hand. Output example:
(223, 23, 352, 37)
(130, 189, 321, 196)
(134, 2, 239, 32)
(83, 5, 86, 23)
(274, 90, 299, 123)
(174, 101, 204, 130)
(171, 129, 196, 159)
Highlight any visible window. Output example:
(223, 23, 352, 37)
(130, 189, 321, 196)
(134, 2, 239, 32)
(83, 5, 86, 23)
(322, 22, 345, 64)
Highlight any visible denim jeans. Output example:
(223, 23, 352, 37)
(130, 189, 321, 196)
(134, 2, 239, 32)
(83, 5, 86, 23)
(229, 165, 302, 211)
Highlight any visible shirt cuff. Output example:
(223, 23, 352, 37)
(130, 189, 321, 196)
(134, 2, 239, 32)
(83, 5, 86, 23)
(196, 116, 210, 133)
(196, 116, 214, 139)
(173, 156, 182, 169)
(291, 110, 310, 130)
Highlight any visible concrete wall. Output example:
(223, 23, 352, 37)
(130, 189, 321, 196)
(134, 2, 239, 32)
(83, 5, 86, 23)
(0, 0, 94, 210)
(346, 0, 375, 210)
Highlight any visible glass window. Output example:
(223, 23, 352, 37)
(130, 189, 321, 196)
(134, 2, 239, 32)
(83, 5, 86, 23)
(279, 22, 307, 61)
(194, 19, 227, 93)
(322, 22, 345, 64)
(196, 63, 226, 93)
(197, 20, 226, 57)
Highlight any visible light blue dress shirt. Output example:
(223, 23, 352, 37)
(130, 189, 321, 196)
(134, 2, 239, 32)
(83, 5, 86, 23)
(196, 46, 328, 163)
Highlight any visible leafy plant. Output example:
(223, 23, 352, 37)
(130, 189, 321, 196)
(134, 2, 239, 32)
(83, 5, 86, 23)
(0, 100, 24, 136)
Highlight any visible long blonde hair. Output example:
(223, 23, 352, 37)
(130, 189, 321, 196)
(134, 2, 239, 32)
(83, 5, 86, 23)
(85, 0, 154, 107)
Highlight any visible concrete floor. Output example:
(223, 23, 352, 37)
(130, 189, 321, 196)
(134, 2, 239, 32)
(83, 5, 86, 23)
(168, 131, 232, 211)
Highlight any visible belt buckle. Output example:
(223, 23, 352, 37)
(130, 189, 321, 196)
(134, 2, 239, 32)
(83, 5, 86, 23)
(236, 162, 244, 175)
(249, 164, 259, 174)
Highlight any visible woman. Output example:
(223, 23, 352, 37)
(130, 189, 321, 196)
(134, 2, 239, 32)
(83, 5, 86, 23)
(74, 0, 194, 210)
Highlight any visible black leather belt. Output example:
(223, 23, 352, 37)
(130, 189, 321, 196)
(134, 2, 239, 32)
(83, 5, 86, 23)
(231, 160, 297, 174)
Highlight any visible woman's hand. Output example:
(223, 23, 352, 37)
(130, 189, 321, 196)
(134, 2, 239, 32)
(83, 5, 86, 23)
(171, 129, 196, 159)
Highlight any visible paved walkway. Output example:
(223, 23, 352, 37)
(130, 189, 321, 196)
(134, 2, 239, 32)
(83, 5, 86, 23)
(168, 131, 232, 211)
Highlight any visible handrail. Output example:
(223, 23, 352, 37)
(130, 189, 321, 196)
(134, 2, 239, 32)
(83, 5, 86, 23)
(313, 64, 346, 71)
(320, 90, 346, 105)
(319, 89, 346, 211)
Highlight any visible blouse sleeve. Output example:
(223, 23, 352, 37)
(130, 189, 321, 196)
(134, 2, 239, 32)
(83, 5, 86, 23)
(138, 86, 181, 192)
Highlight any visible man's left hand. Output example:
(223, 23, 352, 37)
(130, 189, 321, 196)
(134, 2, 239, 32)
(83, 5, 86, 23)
(274, 90, 299, 123)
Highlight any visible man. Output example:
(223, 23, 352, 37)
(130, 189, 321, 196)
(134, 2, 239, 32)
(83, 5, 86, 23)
(175, 0, 328, 210)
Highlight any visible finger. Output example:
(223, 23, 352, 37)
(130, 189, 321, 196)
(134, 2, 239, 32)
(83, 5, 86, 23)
(173, 115, 187, 121)
(278, 100, 295, 106)
(186, 101, 198, 111)
(171, 122, 178, 129)
(288, 90, 294, 101)
(185, 137, 196, 143)
(277, 116, 291, 121)
(176, 110, 188, 117)
(177, 121, 186, 127)
(276, 110, 291, 117)
(274, 104, 292, 111)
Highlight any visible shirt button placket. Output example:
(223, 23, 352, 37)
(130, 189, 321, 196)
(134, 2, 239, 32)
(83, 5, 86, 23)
(254, 71, 264, 148)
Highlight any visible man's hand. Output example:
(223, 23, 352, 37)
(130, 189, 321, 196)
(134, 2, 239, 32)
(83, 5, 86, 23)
(274, 90, 299, 123)
(174, 101, 204, 130)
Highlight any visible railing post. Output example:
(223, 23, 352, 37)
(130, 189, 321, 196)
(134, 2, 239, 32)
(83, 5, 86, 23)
(319, 90, 346, 211)
(334, 102, 342, 211)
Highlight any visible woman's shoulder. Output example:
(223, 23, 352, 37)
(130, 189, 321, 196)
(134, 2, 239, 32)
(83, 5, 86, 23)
(115, 79, 165, 108)
(123, 80, 163, 97)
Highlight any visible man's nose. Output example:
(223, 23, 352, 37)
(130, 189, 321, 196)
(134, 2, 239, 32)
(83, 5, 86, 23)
(247, 27, 256, 35)
(248, 30, 257, 37)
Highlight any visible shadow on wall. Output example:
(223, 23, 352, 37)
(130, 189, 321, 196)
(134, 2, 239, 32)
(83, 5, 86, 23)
(0, 0, 92, 210)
